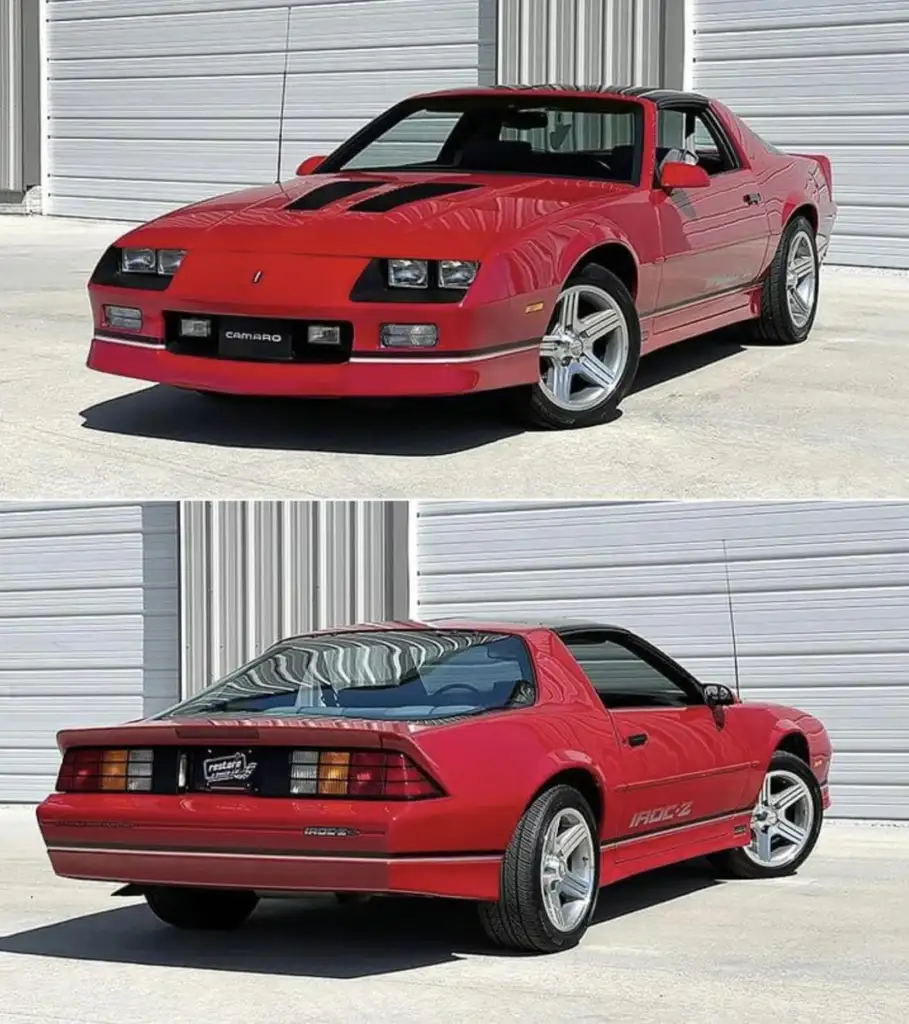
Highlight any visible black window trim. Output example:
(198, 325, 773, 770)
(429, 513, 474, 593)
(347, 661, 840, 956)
(557, 626, 708, 709)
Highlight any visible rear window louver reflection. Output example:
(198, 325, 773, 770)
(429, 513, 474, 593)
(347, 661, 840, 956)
(349, 181, 481, 212)
(285, 180, 385, 211)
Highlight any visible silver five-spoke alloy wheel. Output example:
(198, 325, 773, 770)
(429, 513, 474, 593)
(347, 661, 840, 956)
(744, 768, 815, 869)
(539, 284, 630, 412)
(539, 807, 596, 932)
(785, 229, 817, 329)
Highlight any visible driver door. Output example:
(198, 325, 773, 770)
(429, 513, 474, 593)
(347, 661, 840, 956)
(653, 105, 771, 317)
(561, 630, 754, 862)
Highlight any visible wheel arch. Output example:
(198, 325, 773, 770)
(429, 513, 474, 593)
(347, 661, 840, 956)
(570, 242, 639, 300)
(784, 200, 818, 235)
(524, 766, 605, 832)
(774, 729, 811, 765)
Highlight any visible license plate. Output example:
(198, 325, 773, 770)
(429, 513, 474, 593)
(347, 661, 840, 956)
(218, 317, 293, 361)
(196, 749, 259, 792)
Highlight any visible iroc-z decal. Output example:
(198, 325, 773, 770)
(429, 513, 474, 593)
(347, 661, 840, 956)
(629, 801, 693, 829)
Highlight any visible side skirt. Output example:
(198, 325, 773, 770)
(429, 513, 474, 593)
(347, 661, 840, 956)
(599, 809, 753, 886)
(640, 284, 762, 356)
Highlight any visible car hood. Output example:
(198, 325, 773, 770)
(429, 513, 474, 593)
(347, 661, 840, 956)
(119, 171, 633, 260)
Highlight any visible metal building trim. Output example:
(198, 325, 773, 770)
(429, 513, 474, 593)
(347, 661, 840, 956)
(178, 501, 410, 698)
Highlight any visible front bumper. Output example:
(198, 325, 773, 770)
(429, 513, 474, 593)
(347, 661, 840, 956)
(87, 333, 539, 398)
(36, 792, 503, 901)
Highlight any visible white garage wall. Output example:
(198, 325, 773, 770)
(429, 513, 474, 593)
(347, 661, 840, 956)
(690, 0, 909, 269)
(46, 0, 484, 220)
(0, 502, 180, 802)
(415, 501, 909, 820)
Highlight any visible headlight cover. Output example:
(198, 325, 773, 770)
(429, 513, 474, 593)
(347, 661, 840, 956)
(438, 259, 479, 289)
(120, 247, 186, 276)
(388, 259, 429, 289)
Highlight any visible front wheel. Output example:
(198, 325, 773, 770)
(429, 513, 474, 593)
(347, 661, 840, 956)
(145, 886, 259, 930)
(710, 750, 823, 880)
(478, 784, 600, 953)
(508, 264, 641, 429)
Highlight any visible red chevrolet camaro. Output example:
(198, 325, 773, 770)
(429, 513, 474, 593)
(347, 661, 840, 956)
(37, 621, 832, 953)
(86, 85, 836, 429)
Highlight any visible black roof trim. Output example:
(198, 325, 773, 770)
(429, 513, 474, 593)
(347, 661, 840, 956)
(490, 84, 711, 109)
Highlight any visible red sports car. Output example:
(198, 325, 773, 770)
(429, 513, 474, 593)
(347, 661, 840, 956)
(37, 621, 832, 953)
(86, 85, 836, 429)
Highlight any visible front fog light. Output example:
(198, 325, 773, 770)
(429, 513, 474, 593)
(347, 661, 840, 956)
(121, 248, 156, 274)
(439, 259, 479, 289)
(381, 324, 438, 348)
(157, 249, 187, 275)
(307, 325, 342, 346)
(388, 259, 429, 289)
(104, 305, 143, 331)
(179, 317, 211, 338)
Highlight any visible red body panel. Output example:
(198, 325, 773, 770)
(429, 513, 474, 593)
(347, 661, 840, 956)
(85, 88, 836, 398)
(36, 620, 833, 902)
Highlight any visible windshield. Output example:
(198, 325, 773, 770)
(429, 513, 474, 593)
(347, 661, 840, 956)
(156, 630, 536, 721)
(321, 96, 643, 184)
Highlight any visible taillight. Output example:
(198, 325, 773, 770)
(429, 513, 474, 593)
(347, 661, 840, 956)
(289, 749, 440, 800)
(56, 748, 154, 793)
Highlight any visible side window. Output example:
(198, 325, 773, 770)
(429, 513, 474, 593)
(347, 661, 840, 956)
(563, 635, 700, 709)
(656, 108, 738, 176)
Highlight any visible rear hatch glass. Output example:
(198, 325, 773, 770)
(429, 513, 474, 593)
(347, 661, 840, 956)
(155, 629, 536, 722)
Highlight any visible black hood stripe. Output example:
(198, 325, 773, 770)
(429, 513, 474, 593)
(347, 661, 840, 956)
(349, 181, 481, 213)
(285, 180, 386, 211)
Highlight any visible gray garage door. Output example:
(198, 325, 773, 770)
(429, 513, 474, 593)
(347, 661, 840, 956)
(46, 0, 484, 221)
(0, 502, 180, 803)
(691, 0, 909, 269)
(415, 501, 909, 820)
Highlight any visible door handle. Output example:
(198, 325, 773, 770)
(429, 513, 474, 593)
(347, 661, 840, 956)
(627, 733, 648, 748)
(743, 192, 761, 206)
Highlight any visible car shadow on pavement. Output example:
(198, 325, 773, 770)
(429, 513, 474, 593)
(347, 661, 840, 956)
(0, 861, 720, 979)
(77, 331, 746, 454)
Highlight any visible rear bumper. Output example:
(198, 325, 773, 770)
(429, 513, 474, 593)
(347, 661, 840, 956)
(36, 792, 503, 900)
(87, 334, 538, 398)
(43, 844, 502, 900)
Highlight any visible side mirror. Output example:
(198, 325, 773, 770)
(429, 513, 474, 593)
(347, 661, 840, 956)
(659, 160, 710, 191)
(703, 683, 736, 707)
(296, 155, 327, 176)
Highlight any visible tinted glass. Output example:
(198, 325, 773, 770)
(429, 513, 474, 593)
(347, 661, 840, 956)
(564, 637, 696, 709)
(331, 97, 643, 183)
(157, 630, 535, 721)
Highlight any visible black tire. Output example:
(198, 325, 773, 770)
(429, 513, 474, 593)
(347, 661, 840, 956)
(709, 750, 823, 880)
(750, 215, 819, 344)
(144, 886, 259, 930)
(508, 264, 642, 430)
(478, 784, 600, 953)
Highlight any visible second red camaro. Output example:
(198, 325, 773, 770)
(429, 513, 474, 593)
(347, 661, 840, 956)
(37, 621, 832, 952)
(86, 85, 836, 429)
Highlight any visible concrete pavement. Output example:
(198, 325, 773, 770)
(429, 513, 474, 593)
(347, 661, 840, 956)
(1, 805, 907, 1023)
(2, 216, 909, 499)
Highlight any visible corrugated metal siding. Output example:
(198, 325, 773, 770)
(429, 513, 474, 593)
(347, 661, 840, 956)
(497, 0, 677, 88)
(691, 0, 909, 269)
(0, 502, 180, 803)
(415, 501, 909, 820)
(45, 0, 483, 220)
(180, 500, 409, 697)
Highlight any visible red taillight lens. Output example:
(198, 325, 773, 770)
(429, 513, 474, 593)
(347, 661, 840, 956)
(56, 748, 154, 793)
(290, 749, 440, 800)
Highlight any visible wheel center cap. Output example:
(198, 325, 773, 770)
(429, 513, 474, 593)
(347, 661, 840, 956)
(567, 337, 584, 359)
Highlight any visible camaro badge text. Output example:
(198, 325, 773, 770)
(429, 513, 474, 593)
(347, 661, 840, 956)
(203, 752, 257, 785)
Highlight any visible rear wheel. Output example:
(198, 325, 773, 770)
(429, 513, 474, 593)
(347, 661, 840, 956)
(144, 886, 259, 930)
(750, 215, 819, 344)
(508, 265, 641, 429)
(709, 751, 823, 879)
(478, 784, 599, 953)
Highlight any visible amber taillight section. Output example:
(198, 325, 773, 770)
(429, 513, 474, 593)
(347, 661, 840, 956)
(289, 749, 440, 799)
(56, 748, 154, 793)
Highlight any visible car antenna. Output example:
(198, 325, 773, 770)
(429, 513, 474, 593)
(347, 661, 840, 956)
(722, 539, 741, 698)
(275, 5, 293, 184)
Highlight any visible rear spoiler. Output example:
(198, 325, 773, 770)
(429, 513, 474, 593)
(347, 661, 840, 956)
(792, 153, 833, 194)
